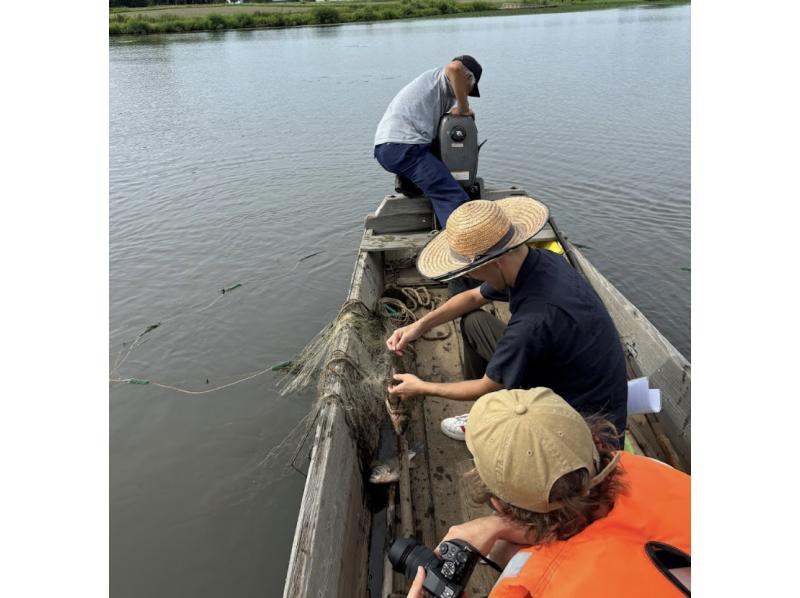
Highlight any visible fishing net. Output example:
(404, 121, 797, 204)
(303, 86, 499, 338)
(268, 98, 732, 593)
(277, 291, 427, 469)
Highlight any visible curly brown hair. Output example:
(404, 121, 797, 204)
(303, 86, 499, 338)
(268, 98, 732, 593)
(463, 416, 629, 546)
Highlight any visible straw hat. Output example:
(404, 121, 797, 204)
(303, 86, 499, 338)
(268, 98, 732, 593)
(465, 388, 621, 513)
(417, 197, 549, 281)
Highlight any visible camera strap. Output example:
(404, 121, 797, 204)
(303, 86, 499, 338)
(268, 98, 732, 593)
(480, 555, 504, 573)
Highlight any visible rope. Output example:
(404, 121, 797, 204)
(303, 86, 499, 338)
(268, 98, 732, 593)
(379, 289, 453, 341)
(110, 298, 374, 397)
(379, 297, 417, 325)
(110, 322, 163, 377)
(400, 286, 431, 312)
(110, 248, 327, 367)
(110, 285, 449, 398)
(110, 364, 275, 395)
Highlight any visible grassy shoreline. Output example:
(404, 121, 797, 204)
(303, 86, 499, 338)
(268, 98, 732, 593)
(109, 0, 687, 36)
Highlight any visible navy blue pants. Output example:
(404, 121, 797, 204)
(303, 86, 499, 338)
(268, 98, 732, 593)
(374, 143, 469, 227)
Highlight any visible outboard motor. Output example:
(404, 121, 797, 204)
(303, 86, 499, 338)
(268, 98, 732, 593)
(395, 114, 485, 200)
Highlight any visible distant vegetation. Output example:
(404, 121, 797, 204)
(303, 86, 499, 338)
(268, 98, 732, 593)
(109, 0, 684, 36)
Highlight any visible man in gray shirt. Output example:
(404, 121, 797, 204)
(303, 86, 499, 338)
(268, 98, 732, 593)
(374, 55, 483, 227)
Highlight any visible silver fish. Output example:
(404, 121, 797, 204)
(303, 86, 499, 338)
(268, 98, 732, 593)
(369, 448, 419, 484)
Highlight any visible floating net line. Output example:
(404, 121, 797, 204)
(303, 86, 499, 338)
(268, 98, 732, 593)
(108, 250, 328, 393)
(111, 278, 447, 473)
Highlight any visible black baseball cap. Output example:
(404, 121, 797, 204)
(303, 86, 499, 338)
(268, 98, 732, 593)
(453, 55, 482, 97)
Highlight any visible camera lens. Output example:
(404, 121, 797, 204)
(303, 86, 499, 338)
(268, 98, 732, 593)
(388, 537, 440, 580)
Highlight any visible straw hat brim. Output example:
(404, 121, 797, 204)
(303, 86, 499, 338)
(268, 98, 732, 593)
(417, 196, 550, 282)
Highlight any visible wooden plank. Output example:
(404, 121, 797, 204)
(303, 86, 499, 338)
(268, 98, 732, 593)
(364, 211, 434, 234)
(282, 250, 384, 598)
(407, 292, 498, 597)
(628, 415, 669, 462)
(361, 231, 434, 252)
(483, 187, 529, 200)
(374, 194, 433, 217)
(382, 485, 397, 598)
(390, 267, 442, 289)
(570, 245, 691, 471)
(398, 434, 415, 538)
(407, 385, 438, 550)
(282, 400, 371, 598)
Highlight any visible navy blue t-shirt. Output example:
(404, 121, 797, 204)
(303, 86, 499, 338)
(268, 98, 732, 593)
(481, 249, 628, 436)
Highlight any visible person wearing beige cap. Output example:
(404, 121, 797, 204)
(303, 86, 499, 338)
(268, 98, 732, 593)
(386, 197, 628, 445)
(406, 388, 691, 598)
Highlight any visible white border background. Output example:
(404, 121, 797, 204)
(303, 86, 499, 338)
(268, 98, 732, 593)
(2, 0, 799, 595)
(2, 2, 109, 596)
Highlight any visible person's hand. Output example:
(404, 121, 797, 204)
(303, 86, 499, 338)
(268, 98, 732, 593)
(407, 566, 426, 598)
(388, 373, 426, 400)
(450, 105, 475, 118)
(386, 322, 423, 355)
(435, 517, 504, 558)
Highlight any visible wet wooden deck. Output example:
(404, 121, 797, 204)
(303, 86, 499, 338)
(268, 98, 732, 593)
(388, 285, 505, 596)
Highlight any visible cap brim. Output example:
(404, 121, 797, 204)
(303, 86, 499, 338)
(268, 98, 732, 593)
(469, 82, 480, 98)
(417, 196, 549, 281)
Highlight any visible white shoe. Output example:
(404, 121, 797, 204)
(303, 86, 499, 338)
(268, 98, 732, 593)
(441, 413, 469, 441)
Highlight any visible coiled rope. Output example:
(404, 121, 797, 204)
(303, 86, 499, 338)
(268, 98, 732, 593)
(378, 287, 453, 341)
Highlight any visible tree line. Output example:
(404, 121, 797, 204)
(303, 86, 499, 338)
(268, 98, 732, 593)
(110, 1, 274, 8)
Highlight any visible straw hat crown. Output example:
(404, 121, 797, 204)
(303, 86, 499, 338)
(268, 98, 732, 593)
(445, 200, 512, 260)
(416, 196, 549, 282)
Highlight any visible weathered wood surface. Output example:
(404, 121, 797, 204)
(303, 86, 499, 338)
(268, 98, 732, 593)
(412, 291, 501, 596)
(482, 187, 529, 200)
(282, 250, 384, 598)
(571, 245, 691, 471)
(365, 211, 435, 234)
(375, 195, 433, 217)
(406, 378, 437, 548)
(390, 265, 442, 289)
(360, 230, 434, 253)
(365, 195, 435, 234)
(382, 485, 397, 598)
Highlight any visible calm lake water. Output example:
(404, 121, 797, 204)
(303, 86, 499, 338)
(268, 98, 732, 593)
(110, 5, 690, 597)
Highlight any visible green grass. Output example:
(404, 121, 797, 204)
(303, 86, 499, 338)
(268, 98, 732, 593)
(109, 0, 687, 36)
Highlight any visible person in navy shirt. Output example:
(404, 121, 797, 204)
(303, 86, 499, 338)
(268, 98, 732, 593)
(386, 198, 627, 444)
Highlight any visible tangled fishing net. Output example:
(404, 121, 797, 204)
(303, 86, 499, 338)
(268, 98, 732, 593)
(277, 289, 435, 468)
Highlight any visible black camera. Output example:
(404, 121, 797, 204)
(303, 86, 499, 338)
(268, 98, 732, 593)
(388, 536, 481, 598)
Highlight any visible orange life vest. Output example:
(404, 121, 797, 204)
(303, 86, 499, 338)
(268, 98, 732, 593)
(489, 452, 690, 598)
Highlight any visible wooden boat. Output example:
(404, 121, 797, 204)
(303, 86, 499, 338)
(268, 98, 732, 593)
(282, 185, 691, 598)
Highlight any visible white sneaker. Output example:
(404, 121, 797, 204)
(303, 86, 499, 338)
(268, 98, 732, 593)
(441, 413, 469, 441)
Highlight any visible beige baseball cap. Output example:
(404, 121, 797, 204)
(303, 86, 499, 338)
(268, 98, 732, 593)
(465, 388, 621, 513)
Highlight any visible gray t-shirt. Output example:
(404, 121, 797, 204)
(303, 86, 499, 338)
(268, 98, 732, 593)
(374, 68, 456, 146)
